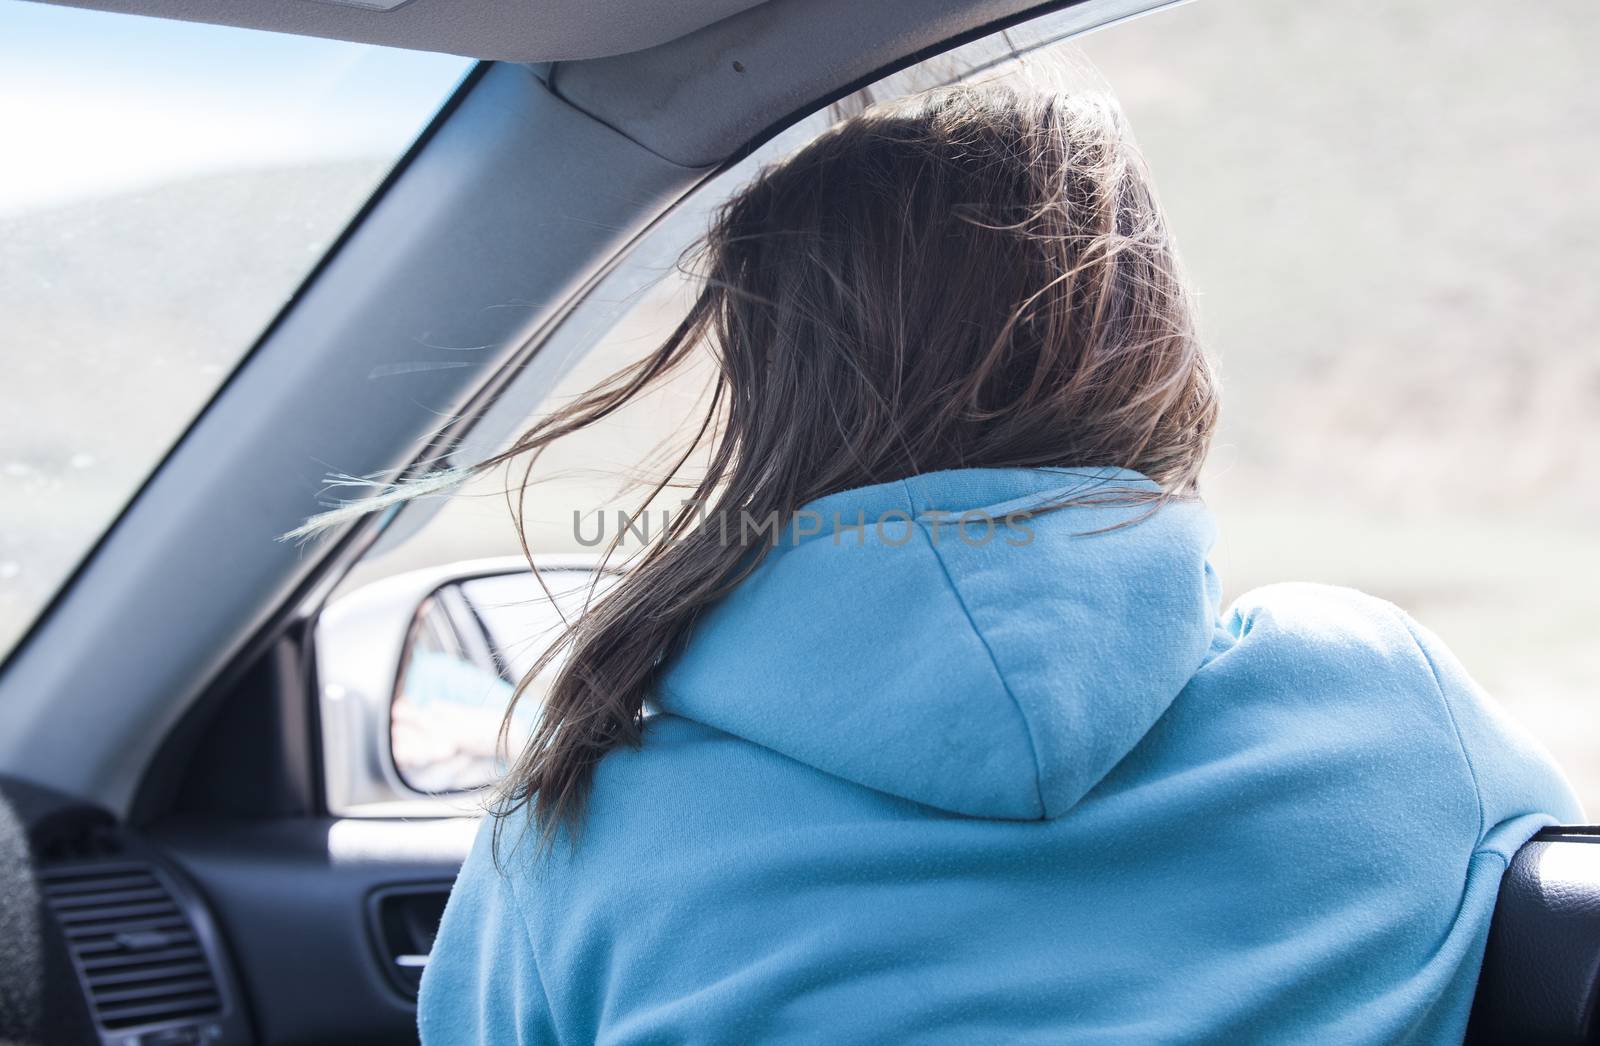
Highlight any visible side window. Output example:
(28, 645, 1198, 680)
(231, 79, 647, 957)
(1077, 5, 1597, 807)
(339, 264, 713, 588)
(319, 256, 709, 811)
(324, 3, 1597, 814)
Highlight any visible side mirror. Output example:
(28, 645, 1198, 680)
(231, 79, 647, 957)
(315, 555, 614, 813)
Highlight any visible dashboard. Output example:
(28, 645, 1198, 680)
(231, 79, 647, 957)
(1, 776, 470, 1046)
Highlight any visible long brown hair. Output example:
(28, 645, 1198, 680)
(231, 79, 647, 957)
(471, 84, 1216, 840)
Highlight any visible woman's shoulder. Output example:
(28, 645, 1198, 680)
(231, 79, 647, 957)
(1198, 580, 1581, 854)
(1196, 581, 1455, 728)
(1224, 581, 1420, 654)
(1211, 580, 1478, 703)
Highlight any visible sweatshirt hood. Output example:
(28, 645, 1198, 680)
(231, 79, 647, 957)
(656, 467, 1221, 820)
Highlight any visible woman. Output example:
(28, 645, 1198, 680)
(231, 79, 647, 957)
(416, 86, 1578, 1043)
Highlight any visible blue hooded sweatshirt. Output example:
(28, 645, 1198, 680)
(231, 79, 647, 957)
(419, 467, 1580, 1044)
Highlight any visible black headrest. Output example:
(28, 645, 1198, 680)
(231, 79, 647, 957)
(1469, 828, 1600, 1044)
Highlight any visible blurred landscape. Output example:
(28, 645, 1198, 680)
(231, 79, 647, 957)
(0, 158, 394, 650)
(1081, 0, 1600, 810)
(4, 1, 1597, 806)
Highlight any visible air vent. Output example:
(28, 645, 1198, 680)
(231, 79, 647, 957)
(40, 862, 223, 1032)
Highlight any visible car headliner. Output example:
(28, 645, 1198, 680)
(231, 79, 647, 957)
(24, 0, 774, 62)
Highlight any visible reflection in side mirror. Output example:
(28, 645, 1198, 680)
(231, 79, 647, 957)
(391, 591, 519, 794)
(316, 556, 615, 813)
(393, 565, 617, 794)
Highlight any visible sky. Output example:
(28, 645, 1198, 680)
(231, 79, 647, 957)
(0, 0, 472, 215)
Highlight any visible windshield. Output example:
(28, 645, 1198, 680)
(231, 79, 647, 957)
(0, 2, 472, 659)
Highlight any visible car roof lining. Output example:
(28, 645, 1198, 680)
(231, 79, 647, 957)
(28, 0, 774, 62)
(552, 0, 1178, 168)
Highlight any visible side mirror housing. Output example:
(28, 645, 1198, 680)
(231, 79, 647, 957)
(315, 555, 611, 814)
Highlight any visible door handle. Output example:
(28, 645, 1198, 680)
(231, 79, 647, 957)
(367, 882, 452, 998)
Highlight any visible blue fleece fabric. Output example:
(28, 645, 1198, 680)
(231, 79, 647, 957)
(419, 467, 1581, 1044)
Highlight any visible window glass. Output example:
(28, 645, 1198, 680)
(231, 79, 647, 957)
(339, 267, 712, 592)
(0, 1, 472, 659)
(1076, 0, 1599, 810)
(347, 0, 1599, 810)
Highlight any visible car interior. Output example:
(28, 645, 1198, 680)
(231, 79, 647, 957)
(0, 0, 1595, 1043)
